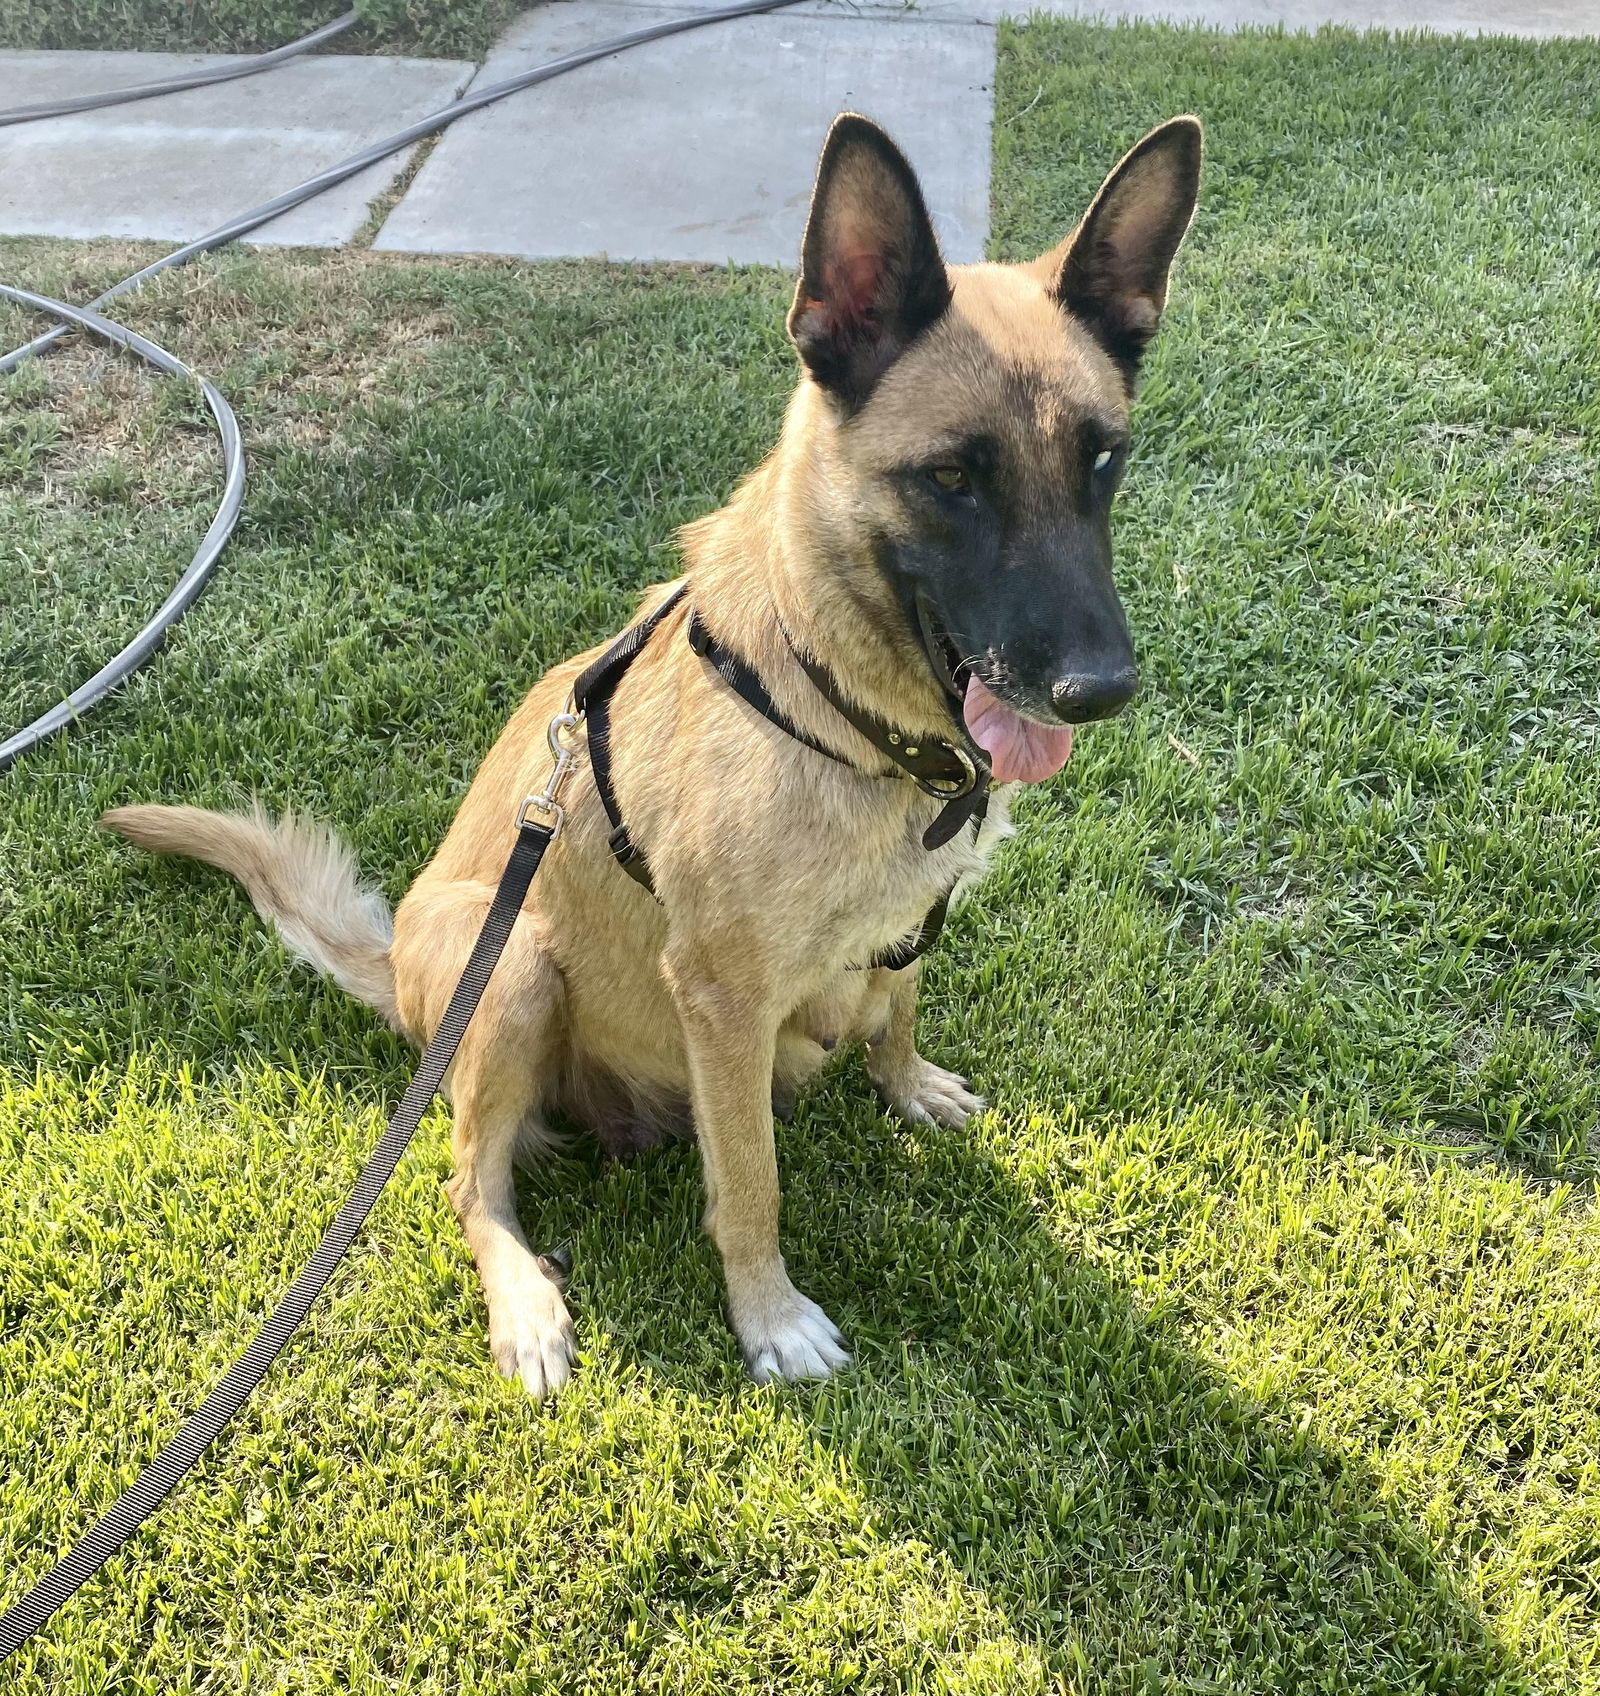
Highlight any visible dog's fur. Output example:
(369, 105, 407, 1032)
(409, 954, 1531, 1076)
(104, 113, 1201, 1396)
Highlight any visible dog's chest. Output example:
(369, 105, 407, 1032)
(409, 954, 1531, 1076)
(829, 785, 1017, 968)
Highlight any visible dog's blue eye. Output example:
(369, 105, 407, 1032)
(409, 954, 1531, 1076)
(1093, 449, 1115, 473)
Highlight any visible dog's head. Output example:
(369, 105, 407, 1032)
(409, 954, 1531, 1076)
(787, 112, 1201, 781)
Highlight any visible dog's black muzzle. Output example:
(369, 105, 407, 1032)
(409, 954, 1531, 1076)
(910, 534, 1140, 728)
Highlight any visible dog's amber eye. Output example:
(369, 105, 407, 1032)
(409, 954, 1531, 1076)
(929, 465, 970, 493)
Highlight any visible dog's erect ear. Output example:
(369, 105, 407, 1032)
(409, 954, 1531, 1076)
(1037, 115, 1202, 387)
(787, 114, 952, 409)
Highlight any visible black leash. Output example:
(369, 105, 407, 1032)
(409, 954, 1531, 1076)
(0, 811, 559, 1659)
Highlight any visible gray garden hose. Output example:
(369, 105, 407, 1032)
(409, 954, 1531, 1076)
(0, 285, 245, 773)
(0, 11, 359, 128)
(0, 0, 804, 772)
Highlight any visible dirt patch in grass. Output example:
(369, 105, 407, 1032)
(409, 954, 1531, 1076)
(0, 246, 475, 512)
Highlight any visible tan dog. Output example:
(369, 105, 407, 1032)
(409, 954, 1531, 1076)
(105, 113, 1201, 1397)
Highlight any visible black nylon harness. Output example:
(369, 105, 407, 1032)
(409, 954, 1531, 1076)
(576, 582, 992, 973)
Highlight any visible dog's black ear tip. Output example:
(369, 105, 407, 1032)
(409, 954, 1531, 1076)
(816, 111, 917, 181)
(823, 111, 895, 151)
(1148, 114, 1205, 168)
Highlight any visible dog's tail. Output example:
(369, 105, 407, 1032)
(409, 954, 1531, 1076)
(101, 803, 399, 1028)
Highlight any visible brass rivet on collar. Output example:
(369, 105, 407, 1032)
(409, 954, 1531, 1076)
(905, 746, 920, 757)
(888, 732, 901, 745)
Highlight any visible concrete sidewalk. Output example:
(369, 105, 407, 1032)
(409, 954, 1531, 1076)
(373, 2, 994, 266)
(372, 0, 1596, 267)
(0, 50, 473, 247)
(0, 0, 1592, 265)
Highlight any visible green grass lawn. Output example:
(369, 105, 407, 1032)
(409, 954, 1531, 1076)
(4, 18, 1600, 1693)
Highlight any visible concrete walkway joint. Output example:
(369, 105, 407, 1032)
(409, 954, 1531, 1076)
(375, 1, 995, 267)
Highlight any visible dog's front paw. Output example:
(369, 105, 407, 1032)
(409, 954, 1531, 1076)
(487, 1264, 576, 1401)
(869, 1053, 985, 1129)
(733, 1281, 851, 1385)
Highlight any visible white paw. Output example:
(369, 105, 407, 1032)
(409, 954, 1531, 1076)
(487, 1264, 576, 1401)
(734, 1282, 851, 1385)
(870, 1055, 985, 1130)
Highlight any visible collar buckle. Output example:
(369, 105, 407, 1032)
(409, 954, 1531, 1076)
(913, 740, 980, 799)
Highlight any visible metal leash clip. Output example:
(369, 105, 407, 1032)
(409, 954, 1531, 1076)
(516, 705, 584, 834)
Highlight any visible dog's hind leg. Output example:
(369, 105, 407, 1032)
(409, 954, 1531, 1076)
(771, 1028, 832, 1122)
(865, 964, 986, 1130)
(665, 953, 850, 1384)
(394, 884, 576, 1399)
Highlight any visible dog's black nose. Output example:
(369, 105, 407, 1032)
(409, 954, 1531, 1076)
(1051, 667, 1139, 723)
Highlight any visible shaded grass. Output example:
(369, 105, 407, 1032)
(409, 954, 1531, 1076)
(3, 18, 1600, 1692)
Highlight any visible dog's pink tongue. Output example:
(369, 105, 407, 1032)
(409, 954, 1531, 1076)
(962, 675, 1074, 784)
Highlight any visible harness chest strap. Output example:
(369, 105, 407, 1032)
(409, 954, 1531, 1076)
(570, 586, 990, 971)
(769, 623, 991, 850)
(572, 582, 688, 888)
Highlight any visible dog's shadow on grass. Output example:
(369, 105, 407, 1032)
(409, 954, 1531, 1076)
(560, 1076, 1531, 1694)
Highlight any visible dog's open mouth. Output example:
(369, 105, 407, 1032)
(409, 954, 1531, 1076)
(919, 600, 1075, 786)
(961, 676, 1074, 784)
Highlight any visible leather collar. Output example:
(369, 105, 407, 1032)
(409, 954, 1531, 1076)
(687, 607, 991, 851)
